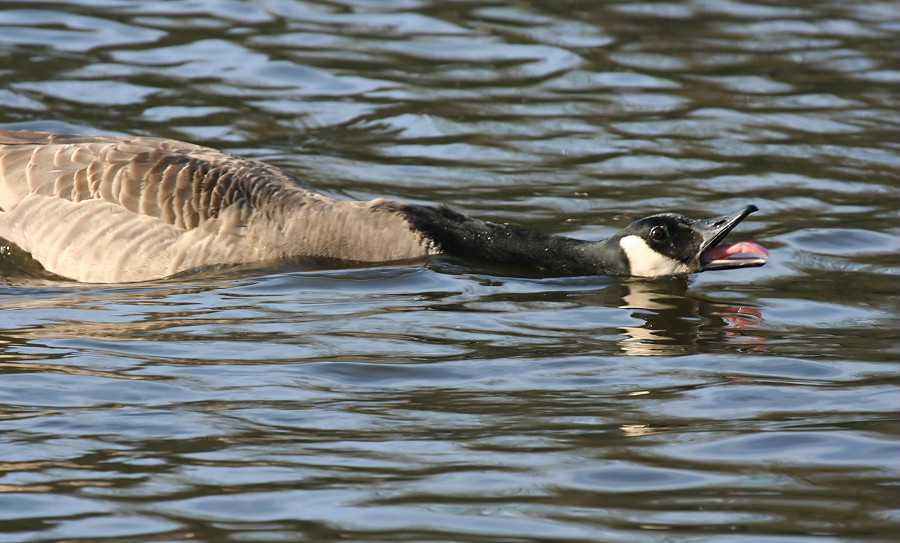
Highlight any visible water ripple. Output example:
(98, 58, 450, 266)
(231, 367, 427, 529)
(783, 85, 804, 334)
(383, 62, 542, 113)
(0, 0, 897, 541)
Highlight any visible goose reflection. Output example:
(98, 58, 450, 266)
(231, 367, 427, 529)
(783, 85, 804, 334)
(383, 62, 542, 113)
(611, 277, 766, 356)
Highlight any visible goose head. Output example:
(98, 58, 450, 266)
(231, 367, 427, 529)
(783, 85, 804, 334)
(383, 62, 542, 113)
(600, 205, 769, 277)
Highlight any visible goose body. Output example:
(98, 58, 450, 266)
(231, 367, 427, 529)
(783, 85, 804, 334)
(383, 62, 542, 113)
(0, 129, 767, 283)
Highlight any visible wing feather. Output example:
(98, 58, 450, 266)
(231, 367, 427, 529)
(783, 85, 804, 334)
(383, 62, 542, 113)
(0, 194, 181, 282)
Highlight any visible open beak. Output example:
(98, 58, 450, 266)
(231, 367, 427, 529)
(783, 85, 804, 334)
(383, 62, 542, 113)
(695, 205, 769, 271)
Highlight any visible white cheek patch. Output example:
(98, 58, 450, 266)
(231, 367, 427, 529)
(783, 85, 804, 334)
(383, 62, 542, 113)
(619, 235, 692, 277)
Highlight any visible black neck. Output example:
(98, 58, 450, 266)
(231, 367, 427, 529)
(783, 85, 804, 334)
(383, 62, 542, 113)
(390, 202, 627, 276)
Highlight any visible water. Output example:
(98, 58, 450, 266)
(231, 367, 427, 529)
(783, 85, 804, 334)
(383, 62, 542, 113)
(1, 0, 898, 541)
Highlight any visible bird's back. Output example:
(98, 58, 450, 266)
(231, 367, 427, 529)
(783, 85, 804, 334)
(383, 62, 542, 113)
(0, 130, 431, 282)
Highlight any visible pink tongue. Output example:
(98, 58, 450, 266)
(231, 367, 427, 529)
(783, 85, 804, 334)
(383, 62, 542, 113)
(704, 241, 769, 262)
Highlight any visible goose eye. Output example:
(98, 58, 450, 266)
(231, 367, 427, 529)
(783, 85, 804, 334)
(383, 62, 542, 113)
(649, 226, 668, 242)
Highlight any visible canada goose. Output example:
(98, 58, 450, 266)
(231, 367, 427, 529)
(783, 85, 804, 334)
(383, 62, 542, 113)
(0, 129, 768, 283)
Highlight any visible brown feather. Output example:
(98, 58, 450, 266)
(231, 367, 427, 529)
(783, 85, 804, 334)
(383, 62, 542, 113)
(0, 129, 435, 282)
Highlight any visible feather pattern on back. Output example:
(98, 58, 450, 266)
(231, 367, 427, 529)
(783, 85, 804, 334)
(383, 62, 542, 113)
(0, 130, 435, 282)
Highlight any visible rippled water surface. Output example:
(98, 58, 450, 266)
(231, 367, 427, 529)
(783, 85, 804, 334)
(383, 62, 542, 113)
(1, 0, 898, 541)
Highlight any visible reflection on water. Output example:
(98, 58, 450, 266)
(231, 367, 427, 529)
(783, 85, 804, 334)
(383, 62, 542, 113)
(613, 278, 766, 356)
(0, 271, 766, 360)
(0, 0, 898, 541)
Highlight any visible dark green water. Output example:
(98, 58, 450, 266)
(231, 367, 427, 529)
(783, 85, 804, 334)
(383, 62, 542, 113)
(0, 0, 897, 541)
